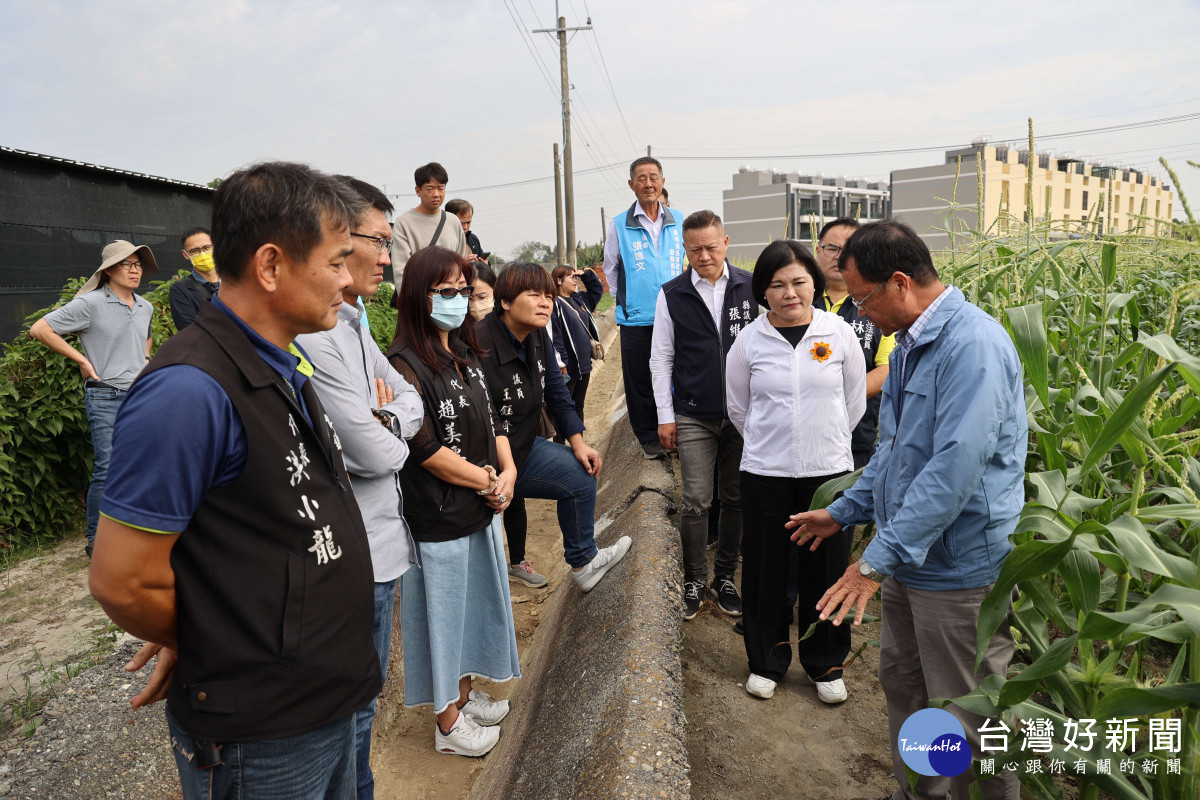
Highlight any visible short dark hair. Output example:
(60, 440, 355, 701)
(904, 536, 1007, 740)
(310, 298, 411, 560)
(334, 175, 393, 216)
(180, 226, 210, 247)
(660, 187, 670, 202)
(629, 156, 663, 179)
(751, 240, 825, 308)
(839, 219, 939, 286)
(445, 199, 473, 216)
(682, 210, 723, 234)
(472, 261, 497, 288)
(212, 162, 367, 284)
(392, 246, 482, 373)
(414, 162, 449, 187)
(495, 262, 556, 313)
(817, 217, 859, 242)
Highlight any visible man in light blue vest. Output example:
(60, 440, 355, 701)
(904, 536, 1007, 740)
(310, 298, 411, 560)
(601, 156, 686, 459)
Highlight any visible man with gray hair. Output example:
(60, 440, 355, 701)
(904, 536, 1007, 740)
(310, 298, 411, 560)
(29, 240, 157, 558)
(90, 162, 381, 800)
(296, 176, 423, 800)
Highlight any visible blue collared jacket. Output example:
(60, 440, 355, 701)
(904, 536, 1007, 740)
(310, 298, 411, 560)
(826, 288, 1028, 591)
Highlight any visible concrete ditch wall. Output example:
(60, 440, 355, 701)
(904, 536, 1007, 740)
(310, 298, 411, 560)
(468, 316, 692, 800)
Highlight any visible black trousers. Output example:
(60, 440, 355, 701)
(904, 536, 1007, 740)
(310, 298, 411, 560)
(742, 470, 850, 683)
(619, 325, 658, 445)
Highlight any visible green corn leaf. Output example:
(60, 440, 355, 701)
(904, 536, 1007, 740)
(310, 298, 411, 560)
(1006, 303, 1050, 409)
(1104, 515, 1197, 585)
(809, 467, 863, 511)
(976, 534, 1077, 670)
(1093, 682, 1200, 721)
(1075, 364, 1174, 483)
(1081, 584, 1200, 640)
(998, 634, 1078, 706)
(1060, 551, 1101, 617)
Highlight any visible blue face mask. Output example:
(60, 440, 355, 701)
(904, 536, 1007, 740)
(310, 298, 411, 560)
(430, 293, 469, 331)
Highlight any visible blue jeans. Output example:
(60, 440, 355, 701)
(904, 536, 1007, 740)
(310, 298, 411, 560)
(166, 708, 357, 800)
(355, 578, 397, 800)
(513, 437, 598, 568)
(83, 386, 126, 546)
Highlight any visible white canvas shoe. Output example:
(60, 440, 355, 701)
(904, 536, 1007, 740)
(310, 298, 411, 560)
(572, 536, 632, 592)
(746, 673, 777, 699)
(435, 710, 501, 757)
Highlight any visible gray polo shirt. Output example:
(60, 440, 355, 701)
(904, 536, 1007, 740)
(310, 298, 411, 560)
(42, 286, 153, 390)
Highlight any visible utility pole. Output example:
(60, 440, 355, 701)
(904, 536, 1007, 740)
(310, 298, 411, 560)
(647, 146, 652, 157)
(534, 7, 591, 267)
(553, 143, 565, 264)
(600, 207, 606, 248)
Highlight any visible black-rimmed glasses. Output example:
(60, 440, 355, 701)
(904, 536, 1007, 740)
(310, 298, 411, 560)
(428, 286, 474, 299)
(185, 244, 214, 256)
(117, 260, 143, 272)
(351, 232, 392, 254)
(818, 244, 843, 257)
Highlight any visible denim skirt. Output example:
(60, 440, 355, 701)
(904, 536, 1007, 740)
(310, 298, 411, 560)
(400, 516, 521, 713)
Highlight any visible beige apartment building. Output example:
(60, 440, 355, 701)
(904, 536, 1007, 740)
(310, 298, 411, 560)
(891, 141, 1175, 247)
(722, 168, 890, 265)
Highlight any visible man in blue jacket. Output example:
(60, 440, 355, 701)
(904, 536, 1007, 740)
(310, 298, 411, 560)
(602, 156, 686, 458)
(788, 220, 1025, 800)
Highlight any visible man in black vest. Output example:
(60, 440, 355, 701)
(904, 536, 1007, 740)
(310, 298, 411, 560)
(90, 162, 381, 800)
(650, 210, 757, 621)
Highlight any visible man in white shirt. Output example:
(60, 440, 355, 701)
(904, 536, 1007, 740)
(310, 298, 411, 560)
(649, 211, 757, 621)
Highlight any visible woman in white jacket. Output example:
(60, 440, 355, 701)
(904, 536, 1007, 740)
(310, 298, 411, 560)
(726, 239, 866, 704)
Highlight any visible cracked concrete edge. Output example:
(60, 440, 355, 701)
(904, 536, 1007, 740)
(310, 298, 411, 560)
(468, 389, 690, 800)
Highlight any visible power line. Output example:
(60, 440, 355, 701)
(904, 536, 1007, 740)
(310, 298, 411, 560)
(577, 0, 640, 154)
(501, 0, 559, 102)
(656, 112, 1200, 161)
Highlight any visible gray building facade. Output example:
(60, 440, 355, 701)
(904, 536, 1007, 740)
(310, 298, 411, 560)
(722, 168, 890, 266)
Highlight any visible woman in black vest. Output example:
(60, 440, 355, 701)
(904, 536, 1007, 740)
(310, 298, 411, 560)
(476, 263, 631, 594)
(385, 246, 521, 759)
(549, 265, 603, 425)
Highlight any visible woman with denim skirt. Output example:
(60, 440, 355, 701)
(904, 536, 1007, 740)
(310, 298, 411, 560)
(385, 246, 521, 758)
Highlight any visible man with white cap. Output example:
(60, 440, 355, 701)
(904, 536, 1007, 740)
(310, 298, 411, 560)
(29, 240, 157, 557)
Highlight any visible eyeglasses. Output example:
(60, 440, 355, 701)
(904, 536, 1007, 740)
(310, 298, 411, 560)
(185, 244, 214, 256)
(851, 272, 912, 312)
(428, 286, 474, 299)
(818, 244, 843, 257)
(117, 260, 143, 272)
(351, 232, 392, 254)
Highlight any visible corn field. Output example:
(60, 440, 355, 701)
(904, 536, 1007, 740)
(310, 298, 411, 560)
(924, 185, 1200, 798)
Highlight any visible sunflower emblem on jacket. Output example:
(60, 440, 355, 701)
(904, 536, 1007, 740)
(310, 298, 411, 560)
(810, 341, 832, 362)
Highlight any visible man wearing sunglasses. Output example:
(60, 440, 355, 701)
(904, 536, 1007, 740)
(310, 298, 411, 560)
(29, 240, 157, 558)
(295, 176, 423, 799)
(169, 226, 220, 331)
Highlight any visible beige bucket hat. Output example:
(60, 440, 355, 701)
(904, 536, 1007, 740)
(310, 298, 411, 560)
(76, 240, 159, 297)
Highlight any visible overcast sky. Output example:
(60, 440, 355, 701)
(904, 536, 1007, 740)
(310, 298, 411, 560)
(3, 0, 1199, 258)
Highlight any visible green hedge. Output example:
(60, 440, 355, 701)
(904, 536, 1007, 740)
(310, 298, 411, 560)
(0, 273, 400, 550)
(0, 273, 182, 548)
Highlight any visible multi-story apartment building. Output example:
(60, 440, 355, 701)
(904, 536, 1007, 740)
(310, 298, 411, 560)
(891, 141, 1175, 247)
(721, 168, 890, 265)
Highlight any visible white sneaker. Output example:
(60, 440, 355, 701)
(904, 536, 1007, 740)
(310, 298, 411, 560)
(572, 536, 633, 592)
(746, 673, 776, 699)
(435, 710, 501, 757)
(816, 678, 848, 704)
(460, 689, 510, 726)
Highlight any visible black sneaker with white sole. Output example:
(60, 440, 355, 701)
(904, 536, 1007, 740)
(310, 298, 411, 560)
(708, 576, 742, 616)
(682, 580, 704, 620)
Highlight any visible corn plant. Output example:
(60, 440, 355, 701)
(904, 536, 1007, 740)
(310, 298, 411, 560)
(930, 222, 1200, 798)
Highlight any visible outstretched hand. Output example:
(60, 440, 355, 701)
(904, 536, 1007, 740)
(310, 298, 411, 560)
(786, 509, 841, 551)
(816, 563, 881, 627)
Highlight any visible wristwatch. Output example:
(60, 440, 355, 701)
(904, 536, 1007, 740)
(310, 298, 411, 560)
(858, 559, 886, 583)
(372, 408, 402, 438)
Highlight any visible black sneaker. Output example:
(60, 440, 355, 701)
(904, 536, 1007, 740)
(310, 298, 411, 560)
(732, 619, 744, 635)
(682, 581, 704, 620)
(709, 576, 742, 616)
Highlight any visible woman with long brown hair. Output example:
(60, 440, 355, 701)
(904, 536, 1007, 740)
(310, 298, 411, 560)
(385, 246, 520, 758)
